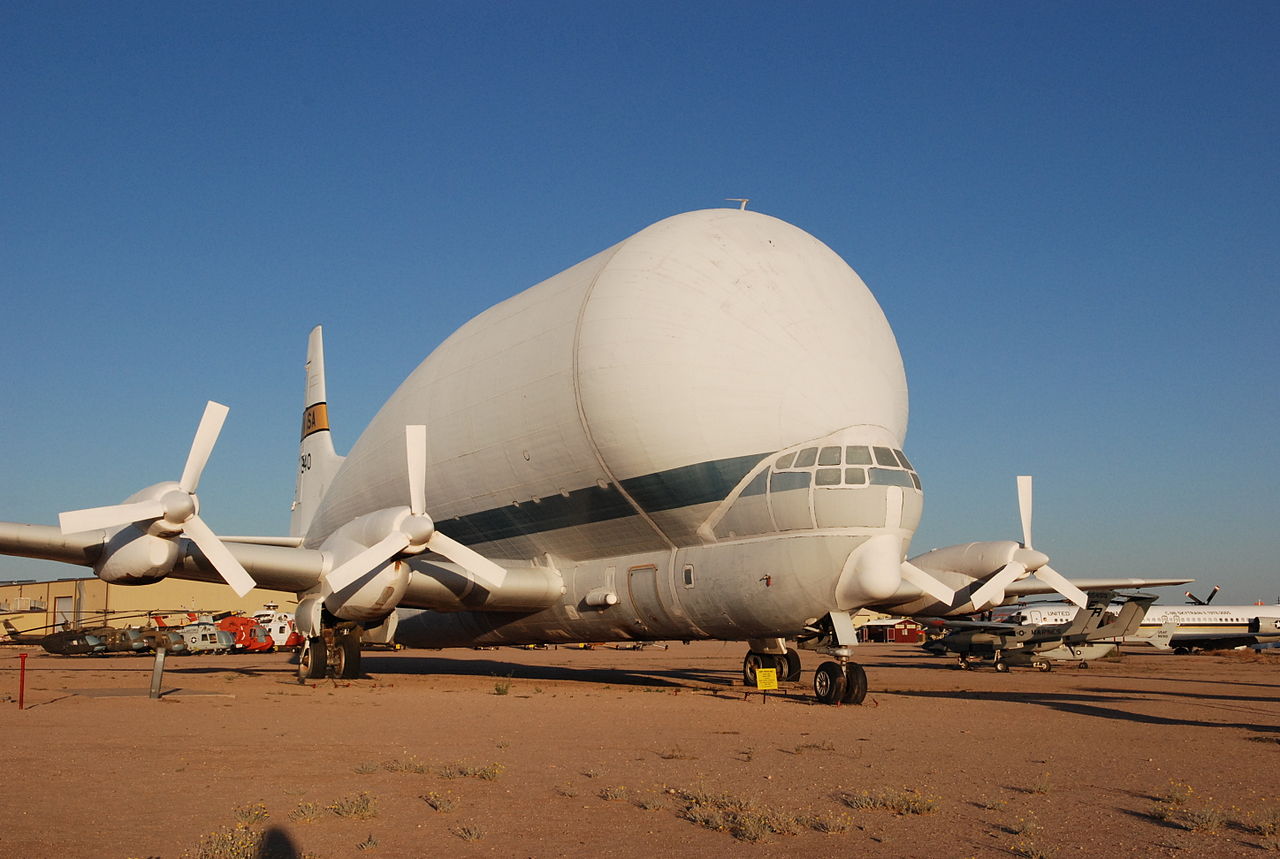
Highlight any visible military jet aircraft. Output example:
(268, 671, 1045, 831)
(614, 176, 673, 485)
(922, 591, 1159, 671)
(0, 208, 1190, 704)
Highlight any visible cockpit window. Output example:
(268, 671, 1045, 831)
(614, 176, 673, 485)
(815, 467, 842, 486)
(845, 445, 871, 464)
(844, 467, 867, 485)
(774, 452, 796, 469)
(910, 472, 921, 489)
(770, 471, 811, 492)
(793, 448, 818, 468)
(870, 467, 915, 488)
(872, 446, 898, 467)
(818, 446, 842, 466)
(893, 449, 914, 470)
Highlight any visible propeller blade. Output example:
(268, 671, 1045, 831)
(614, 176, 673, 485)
(406, 425, 427, 517)
(900, 561, 955, 606)
(1017, 474, 1033, 548)
(180, 401, 230, 492)
(969, 561, 1026, 610)
(59, 499, 166, 535)
(426, 531, 508, 590)
(182, 515, 258, 598)
(326, 532, 412, 592)
(1032, 563, 1088, 608)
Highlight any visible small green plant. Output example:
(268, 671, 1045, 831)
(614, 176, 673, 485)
(353, 761, 380, 774)
(329, 792, 378, 819)
(1155, 780, 1195, 807)
(794, 740, 835, 754)
(1181, 804, 1225, 833)
(438, 761, 503, 781)
(581, 768, 600, 779)
(452, 824, 485, 842)
(555, 784, 579, 798)
(232, 802, 269, 824)
(186, 824, 261, 859)
(839, 787, 939, 815)
(421, 791, 457, 812)
(493, 679, 511, 695)
(382, 755, 429, 773)
(356, 834, 378, 851)
(598, 785, 628, 801)
(632, 793, 665, 811)
(1246, 802, 1280, 837)
(1029, 772, 1052, 795)
(802, 811, 853, 833)
(656, 746, 696, 760)
(674, 787, 800, 842)
(288, 802, 324, 823)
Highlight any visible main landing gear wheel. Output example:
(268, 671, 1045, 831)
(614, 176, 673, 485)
(743, 652, 770, 686)
(334, 632, 362, 680)
(994, 661, 1010, 673)
(1035, 661, 1052, 673)
(841, 662, 867, 705)
(813, 661, 847, 705)
(297, 636, 326, 681)
(780, 649, 802, 683)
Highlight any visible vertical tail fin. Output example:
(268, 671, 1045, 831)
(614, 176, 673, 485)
(290, 326, 345, 538)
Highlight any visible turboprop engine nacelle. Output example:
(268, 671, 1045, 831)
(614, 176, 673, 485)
(94, 525, 181, 586)
(911, 541, 1048, 580)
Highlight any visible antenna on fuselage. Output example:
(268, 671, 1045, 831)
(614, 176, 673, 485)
(725, 198, 749, 211)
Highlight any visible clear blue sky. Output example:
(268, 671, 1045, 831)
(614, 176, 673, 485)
(2, 2, 1277, 602)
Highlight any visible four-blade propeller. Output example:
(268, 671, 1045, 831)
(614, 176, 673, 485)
(969, 475, 1087, 609)
(323, 425, 508, 593)
(58, 401, 258, 597)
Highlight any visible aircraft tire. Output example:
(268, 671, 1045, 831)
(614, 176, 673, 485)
(1035, 661, 1052, 672)
(841, 663, 867, 705)
(298, 637, 327, 681)
(994, 661, 1009, 673)
(334, 633, 362, 680)
(813, 661, 847, 705)
(780, 649, 803, 682)
(742, 652, 770, 686)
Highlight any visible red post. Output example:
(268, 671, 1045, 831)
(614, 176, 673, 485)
(18, 652, 27, 710)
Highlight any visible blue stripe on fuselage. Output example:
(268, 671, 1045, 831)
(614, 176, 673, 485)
(434, 451, 771, 545)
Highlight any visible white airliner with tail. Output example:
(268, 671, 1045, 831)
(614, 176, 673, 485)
(0, 209, 1190, 704)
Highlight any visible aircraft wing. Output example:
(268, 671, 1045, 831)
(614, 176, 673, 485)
(0, 522, 326, 594)
(1002, 577, 1192, 598)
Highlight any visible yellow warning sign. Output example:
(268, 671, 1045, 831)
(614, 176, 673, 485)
(755, 667, 778, 691)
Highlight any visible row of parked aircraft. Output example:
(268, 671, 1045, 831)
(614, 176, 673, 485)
(1, 608, 301, 656)
(922, 587, 1280, 670)
(0, 208, 1197, 704)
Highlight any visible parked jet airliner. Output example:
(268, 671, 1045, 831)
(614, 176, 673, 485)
(1014, 602, 1280, 652)
(0, 208, 1190, 704)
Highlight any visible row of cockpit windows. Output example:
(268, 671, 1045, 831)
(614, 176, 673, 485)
(773, 445, 921, 490)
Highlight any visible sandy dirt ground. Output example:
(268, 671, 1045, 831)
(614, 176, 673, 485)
(1, 640, 1277, 858)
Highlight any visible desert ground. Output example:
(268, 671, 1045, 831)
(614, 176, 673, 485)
(1, 640, 1277, 858)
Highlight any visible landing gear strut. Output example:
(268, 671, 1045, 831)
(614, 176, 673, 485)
(796, 613, 868, 706)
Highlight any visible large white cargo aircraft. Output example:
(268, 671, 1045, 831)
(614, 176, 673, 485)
(0, 209, 1190, 705)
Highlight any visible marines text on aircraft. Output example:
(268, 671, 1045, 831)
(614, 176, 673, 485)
(921, 591, 1159, 671)
(0, 209, 1190, 704)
